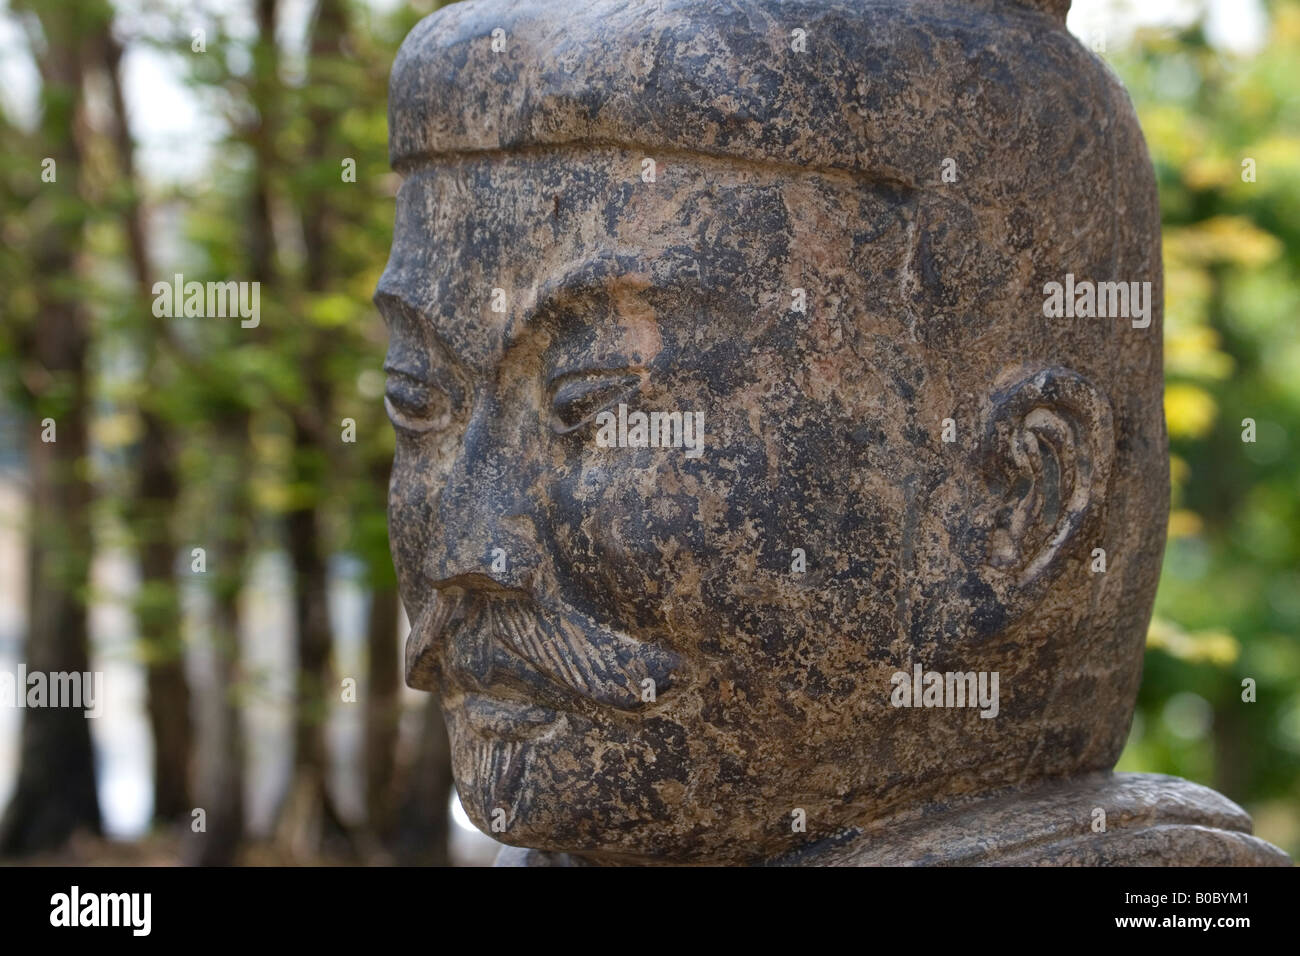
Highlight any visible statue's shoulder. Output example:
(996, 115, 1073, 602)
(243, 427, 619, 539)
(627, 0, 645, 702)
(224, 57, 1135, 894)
(802, 773, 1292, 867)
(495, 773, 1290, 867)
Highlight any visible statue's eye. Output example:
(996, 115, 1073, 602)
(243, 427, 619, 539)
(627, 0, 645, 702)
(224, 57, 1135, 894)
(385, 372, 452, 434)
(549, 372, 640, 434)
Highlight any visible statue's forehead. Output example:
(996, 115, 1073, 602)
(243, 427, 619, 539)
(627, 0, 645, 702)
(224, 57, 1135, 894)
(375, 157, 703, 372)
(382, 151, 847, 314)
(377, 149, 943, 372)
(389, 148, 843, 221)
(385, 148, 916, 281)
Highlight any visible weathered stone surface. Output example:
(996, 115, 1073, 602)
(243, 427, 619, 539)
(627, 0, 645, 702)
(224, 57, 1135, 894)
(496, 773, 1292, 866)
(377, 0, 1290, 865)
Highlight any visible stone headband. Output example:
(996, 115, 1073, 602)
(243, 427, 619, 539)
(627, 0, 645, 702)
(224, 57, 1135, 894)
(388, 0, 1103, 202)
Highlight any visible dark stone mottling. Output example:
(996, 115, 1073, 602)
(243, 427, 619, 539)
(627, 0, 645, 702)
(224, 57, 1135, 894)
(377, 0, 1290, 865)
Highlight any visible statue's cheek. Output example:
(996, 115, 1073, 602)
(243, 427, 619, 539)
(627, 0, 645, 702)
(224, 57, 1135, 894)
(535, 454, 714, 628)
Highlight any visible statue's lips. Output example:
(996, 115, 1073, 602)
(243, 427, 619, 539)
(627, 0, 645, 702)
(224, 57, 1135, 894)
(407, 582, 681, 714)
(458, 692, 559, 740)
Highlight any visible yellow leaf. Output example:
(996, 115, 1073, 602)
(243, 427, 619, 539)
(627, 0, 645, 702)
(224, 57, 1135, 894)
(1147, 617, 1240, 666)
(1164, 383, 1218, 439)
(1168, 509, 1204, 539)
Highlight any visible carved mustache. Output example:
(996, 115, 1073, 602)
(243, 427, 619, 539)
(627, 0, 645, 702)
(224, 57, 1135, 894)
(406, 584, 680, 713)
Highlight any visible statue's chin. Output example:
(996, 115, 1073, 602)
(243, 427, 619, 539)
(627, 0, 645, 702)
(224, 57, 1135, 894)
(454, 732, 533, 830)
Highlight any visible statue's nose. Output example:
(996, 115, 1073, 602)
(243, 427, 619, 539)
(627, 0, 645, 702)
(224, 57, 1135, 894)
(432, 399, 541, 595)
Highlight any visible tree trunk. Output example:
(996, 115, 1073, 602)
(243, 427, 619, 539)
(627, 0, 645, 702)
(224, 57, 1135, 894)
(365, 586, 400, 840)
(101, 30, 194, 826)
(136, 413, 192, 823)
(184, 433, 250, 867)
(0, 0, 104, 857)
(270, 0, 360, 859)
(275, 421, 354, 859)
(185, 569, 247, 866)
(0, 415, 99, 854)
(392, 696, 454, 866)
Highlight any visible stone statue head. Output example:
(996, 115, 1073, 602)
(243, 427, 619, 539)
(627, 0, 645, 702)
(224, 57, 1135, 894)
(376, 0, 1167, 863)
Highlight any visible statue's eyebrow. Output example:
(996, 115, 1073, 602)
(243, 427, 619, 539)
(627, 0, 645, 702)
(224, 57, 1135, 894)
(376, 255, 658, 368)
(506, 254, 655, 351)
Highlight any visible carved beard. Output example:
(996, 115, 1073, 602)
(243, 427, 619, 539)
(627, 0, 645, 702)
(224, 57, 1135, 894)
(458, 726, 532, 832)
(412, 587, 681, 838)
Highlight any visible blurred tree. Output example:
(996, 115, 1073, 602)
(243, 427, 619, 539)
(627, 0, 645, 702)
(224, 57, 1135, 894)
(390, 696, 453, 866)
(102, 22, 194, 828)
(1112, 2, 1300, 856)
(0, 0, 108, 855)
(0, 0, 474, 867)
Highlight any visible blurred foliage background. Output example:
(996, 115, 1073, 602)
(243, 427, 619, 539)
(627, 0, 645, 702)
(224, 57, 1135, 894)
(1109, 2, 1300, 858)
(0, 0, 1296, 863)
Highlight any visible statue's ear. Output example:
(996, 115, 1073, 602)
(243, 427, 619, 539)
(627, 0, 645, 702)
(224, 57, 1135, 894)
(979, 367, 1113, 603)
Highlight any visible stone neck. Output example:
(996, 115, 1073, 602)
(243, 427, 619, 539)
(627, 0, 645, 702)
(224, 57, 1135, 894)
(495, 772, 1291, 866)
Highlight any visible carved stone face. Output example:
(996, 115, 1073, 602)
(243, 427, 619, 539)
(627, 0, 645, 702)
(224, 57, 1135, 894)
(378, 151, 920, 860)
(378, 0, 1167, 863)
